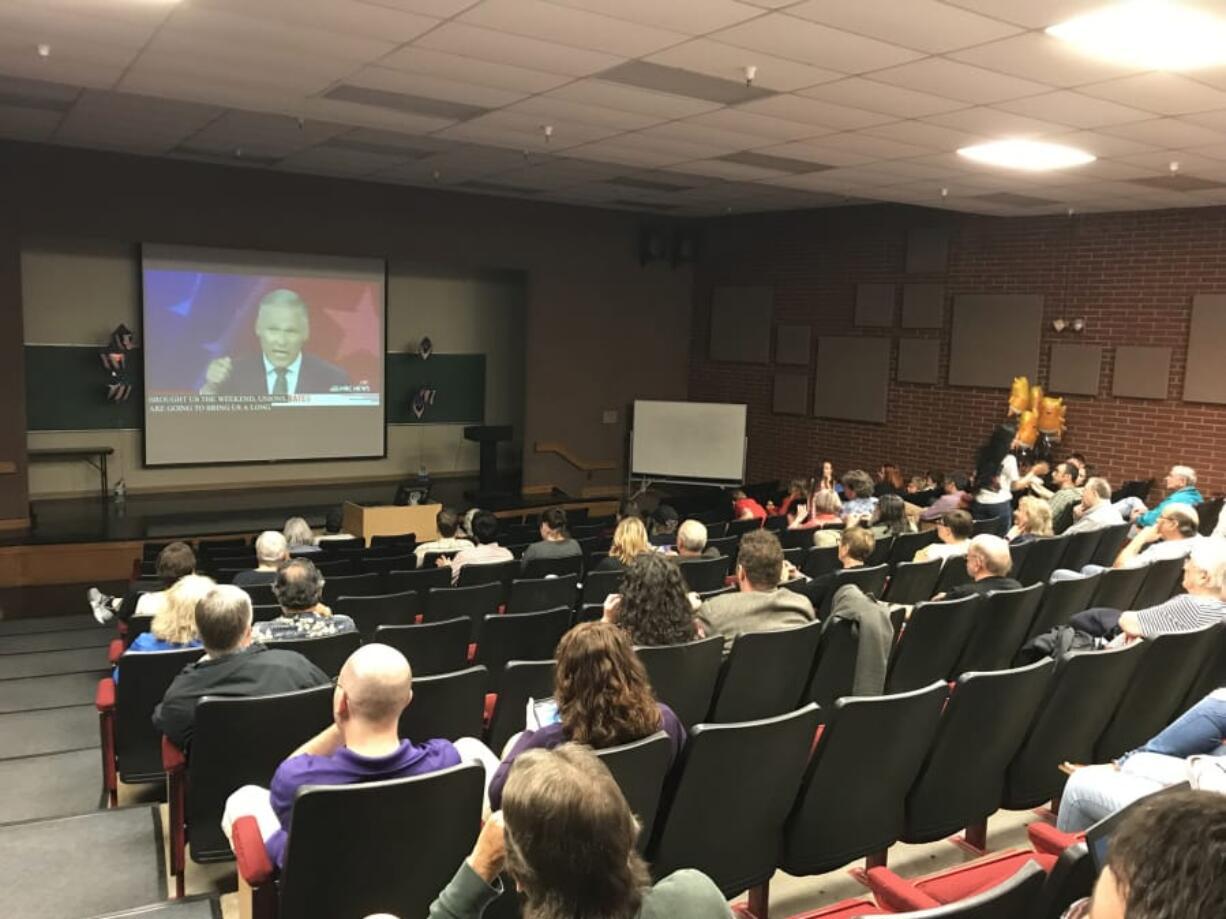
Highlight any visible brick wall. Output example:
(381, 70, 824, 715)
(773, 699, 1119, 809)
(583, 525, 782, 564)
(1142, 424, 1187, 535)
(688, 203, 1226, 498)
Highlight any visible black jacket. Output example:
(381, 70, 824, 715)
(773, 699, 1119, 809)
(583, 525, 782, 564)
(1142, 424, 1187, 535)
(944, 576, 1023, 600)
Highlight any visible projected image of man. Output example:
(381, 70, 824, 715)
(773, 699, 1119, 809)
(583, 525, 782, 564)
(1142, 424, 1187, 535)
(199, 289, 349, 396)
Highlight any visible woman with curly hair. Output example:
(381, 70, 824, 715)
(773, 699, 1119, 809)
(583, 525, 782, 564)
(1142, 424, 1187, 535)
(869, 493, 916, 539)
(487, 621, 685, 809)
(605, 553, 696, 647)
(593, 516, 652, 572)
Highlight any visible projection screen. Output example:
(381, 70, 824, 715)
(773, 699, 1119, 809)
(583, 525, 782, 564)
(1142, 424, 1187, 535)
(631, 400, 747, 485)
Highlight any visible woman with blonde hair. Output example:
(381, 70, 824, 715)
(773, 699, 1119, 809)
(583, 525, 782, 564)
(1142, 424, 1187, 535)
(282, 516, 320, 555)
(114, 574, 214, 679)
(593, 516, 651, 572)
(1008, 495, 1054, 545)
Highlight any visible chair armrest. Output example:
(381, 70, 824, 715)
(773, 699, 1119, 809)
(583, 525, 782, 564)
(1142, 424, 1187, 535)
(95, 677, 116, 712)
(1028, 821, 1083, 856)
(108, 639, 124, 666)
(96, 678, 118, 804)
(232, 815, 277, 886)
(162, 735, 186, 772)
(864, 867, 942, 913)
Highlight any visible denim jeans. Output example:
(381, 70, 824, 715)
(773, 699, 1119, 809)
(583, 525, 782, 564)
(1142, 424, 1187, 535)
(1134, 690, 1226, 759)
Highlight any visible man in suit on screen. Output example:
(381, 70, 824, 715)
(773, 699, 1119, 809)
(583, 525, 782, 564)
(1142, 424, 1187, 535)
(198, 288, 349, 396)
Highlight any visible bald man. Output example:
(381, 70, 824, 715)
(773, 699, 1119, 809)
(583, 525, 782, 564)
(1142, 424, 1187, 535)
(199, 288, 350, 396)
(939, 534, 1021, 601)
(222, 644, 464, 868)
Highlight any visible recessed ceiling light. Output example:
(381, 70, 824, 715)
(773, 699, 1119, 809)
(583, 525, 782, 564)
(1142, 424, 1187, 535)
(957, 139, 1096, 172)
(1047, 0, 1226, 70)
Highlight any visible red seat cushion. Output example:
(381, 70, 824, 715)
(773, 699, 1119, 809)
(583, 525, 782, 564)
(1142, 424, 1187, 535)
(1028, 820, 1083, 856)
(786, 897, 890, 918)
(915, 851, 1055, 905)
(865, 867, 942, 913)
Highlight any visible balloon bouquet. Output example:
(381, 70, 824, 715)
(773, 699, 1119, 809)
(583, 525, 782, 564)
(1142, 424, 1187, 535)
(1008, 376, 1067, 459)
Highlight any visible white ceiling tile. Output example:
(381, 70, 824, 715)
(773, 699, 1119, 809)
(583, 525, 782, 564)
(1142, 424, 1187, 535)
(343, 66, 530, 108)
(800, 131, 935, 159)
(940, 1, 1111, 30)
(0, 0, 164, 49)
(764, 167, 896, 192)
(296, 96, 459, 134)
(507, 96, 666, 131)
(948, 32, 1142, 87)
(614, 131, 731, 161)
(1098, 118, 1226, 148)
(413, 22, 625, 77)
(735, 93, 896, 129)
(456, 0, 688, 57)
(712, 13, 924, 73)
(0, 103, 63, 141)
(1111, 150, 1224, 174)
(279, 145, 406, 176)
(636, 120, 764, 152)
(377, 48, 571, 95)
(862, 119, 989, 152)
(786, 0, 1022, 53)
(0, 44, 125, 90)
(435, 111, 618, 150)
(184, 110, 350, 158)
(645, 38, 842, 92)
(870, 58, 1052, 105)
(994, 91, 1153, 130)
(55, 89, 224, 155)
(1050, 129, 1159, 158)
(687, 108, 833, 141)
(186, 0, 439, 42)
(674, 158, 794, 180)
(564, 139, 693, 167)
(548, 80, 722, 119)
(1180, 109, 1226, 133)
(1082, 74, 1226, 117)
(358, 0, 481, 15)
(121, 49, 344, 96)
(752, 141, 874, 166)
(923, 106, 1070, 138)
(798, 77, 966, 118)
(541, 0, 759, 33)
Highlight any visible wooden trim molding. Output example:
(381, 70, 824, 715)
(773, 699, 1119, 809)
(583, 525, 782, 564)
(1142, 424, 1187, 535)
(0, 461, 16, 474)
(0, 516, 30, 531)
(533, 442, 617, 474)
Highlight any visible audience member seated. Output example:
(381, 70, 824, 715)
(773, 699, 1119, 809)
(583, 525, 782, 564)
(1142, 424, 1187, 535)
(918, 472, 969, 525)
(697, 530, 815, 655)
(785, 527, 875, 614)
(840, 469, 878, 521)
(448, 511, 514, 583)
(1065, 477, 1124, 535)
(1053, 505, 1202, 581)
(771, 478, 809, 518)
(252, 558, 355, 642)
(429, 744, 733, 919)
(89, 540, 197, 624)
(1057, 690, 1226, 833)
(673, 519, 720, 560)
(1007, 495, 1054, 545)
(1117, 464, 1203, 528)
(114, 574, 214, 681)
(314, 507, 355, 544)
(283, 517, 321, 555)
(521, 507, 582, 564)
(604, 553, 697, 646)
(594, 517, 652, 572)
(939, 535, 1021, 600)
(914, 510, 973, 563)
(649, 504, 680, 547)
(153, 585, 329, 748)
(234, 532, 290, 588)
(1036, 461, 1083, 534)
(730, 488, 767, 522)
(874, 463, 904, 497)
(487, 622, 685, 808)
(1112, 541, 1226, 641)
(869, 493, 916, 540)
(791, 488, 842, 536)
(817, 459, 839, 495)
(1067, 452, 1090, 487)
(222, 643, 464, 868)
(415, 507, 475, 567)
(616, 497, 643, 523)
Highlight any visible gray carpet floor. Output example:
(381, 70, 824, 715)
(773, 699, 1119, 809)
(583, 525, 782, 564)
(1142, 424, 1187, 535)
(0, 614, 106, 635)
(0, 705, 99, 760)
(91, 898, 220, 918)
(0, 748, 104, 825)
(0, 629, 114, 653)
(0, 647, 110, 680)
(0, 671, 109, 713)
(0, 806, 164, 919)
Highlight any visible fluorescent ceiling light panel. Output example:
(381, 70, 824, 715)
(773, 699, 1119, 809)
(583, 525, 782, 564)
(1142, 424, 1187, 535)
(1047, 1, 1226, 70)
(957, 139, 1095, 171)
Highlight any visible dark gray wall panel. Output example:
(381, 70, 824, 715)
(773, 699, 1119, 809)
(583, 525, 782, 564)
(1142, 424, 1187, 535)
(897, 338, 940, 384)
(813, 336, 890, 423)
(948, 294, 1042, 389)
(906, 227, 949, 273)
(1184, 294, 1226, 404)
(855, 283, 895, 327)
(709, 286, 773, 363)
(902, 284, 944, 328)
(1048, 344, 1102, 396)
(1113, 346, 1171, 400)
(775, 323, 811, 366)
(773, 372, 809, 415)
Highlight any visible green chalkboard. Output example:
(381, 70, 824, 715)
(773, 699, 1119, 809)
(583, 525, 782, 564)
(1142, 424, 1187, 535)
(25, 345, 485, 430)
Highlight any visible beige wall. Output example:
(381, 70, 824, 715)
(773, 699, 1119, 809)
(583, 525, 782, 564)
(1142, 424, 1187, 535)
(1, 140, 692, 500)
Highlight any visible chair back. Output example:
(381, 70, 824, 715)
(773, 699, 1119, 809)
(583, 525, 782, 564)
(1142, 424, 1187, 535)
(650, 705, 820, 898)
(1089, 523, 1131, 568)
(279, 764, 483, 919)
(520, 555, 584, 580)
(477, 607, 571, 692)
(1024, 572, 1103, 642)
(904, 660, 1055, 843)
(727, 518, 763, 537)
(932, 556, 972, 595)
(370, 532, 417, 548)
(252, 604, 281, 623)
(804, 615, 859, 709)
(886, 596, 982, 693)
(780, 528, 815, 551)
(635, 636, 724, 728)
(374, 618, 470, 677)
(1035, 843, 1095, 919)
(243, 583, 277, 607)
(314, 558, 358, 578)
(1130, 556, 1186, 610)
(123, 614, 155, 645)
(424, 582, 504, 639)
(385, 566, 452, 596)
(1004, 642, 1145, 809)
(358, 553, 417, 576)
(188, 684, 334, 861)
(336, 591, 420, 640)
(1007, 540, 1033, 581)
(955, 583, 1045, 674)
(265, 632, 361, 678)
(397, 666, 487, 742)
(486, 660, 556, 754)
(678, 556, 730, 593)
(821, 564, 889, 616)
(1093, 623, 1222, 762)
(709, 620, 822, 722)
(419, 550, 457, 571)
(1059, 529, 1103, 572)
(506, 574, 579, 615)
(1178, 624, 1226, 715)
(1015, 536, 1068, 586)
(594, 731, 673, 850)
(884, 559, 942, 605)
(802, 545, 840, 578)
(580, 568, 623, 606)
(1087, 565, 1149, 612)
(706, 535, 739, 558)
(457, 559, 519, 589)
(114, 647, 204, 783)
(889, 529, 940, 566)
(782, 684, 948, 875)
(972, 516, 1007, 537)
(321, 572, 381, 604)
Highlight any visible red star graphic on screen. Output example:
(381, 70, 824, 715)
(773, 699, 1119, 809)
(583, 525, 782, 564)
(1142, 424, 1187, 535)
(323, 285, 380, 361)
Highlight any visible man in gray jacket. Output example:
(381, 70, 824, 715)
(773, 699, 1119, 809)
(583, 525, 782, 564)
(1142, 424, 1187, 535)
(696, 529, 815, 655)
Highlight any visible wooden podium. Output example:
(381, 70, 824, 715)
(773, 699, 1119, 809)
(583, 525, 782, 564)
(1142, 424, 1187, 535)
(342, 502, 441, 545)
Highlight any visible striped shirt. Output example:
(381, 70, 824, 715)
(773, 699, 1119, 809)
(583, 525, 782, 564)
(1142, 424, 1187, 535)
(1134, 594, 1226, 639)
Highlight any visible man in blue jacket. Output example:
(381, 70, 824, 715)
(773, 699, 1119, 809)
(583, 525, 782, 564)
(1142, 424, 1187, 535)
(1119, 465, 1203, 529)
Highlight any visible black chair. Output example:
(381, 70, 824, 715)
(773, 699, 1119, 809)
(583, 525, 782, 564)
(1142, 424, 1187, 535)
(782, 683, 949, 876)
(782, 547, 804, 569)
(972, 516, 1006, 537)
(727, 518, 762, 537)
(764, 514, 787, 532)
(867, 535, 895, 568)
(780, 528, 816, 551)
(886, 596, 983, 693)
(266, 632, 362, 678)
(270, 764, 483, 919)
(487, 660, 555, 754)
(1179, 624, 1226, 716)
(1087, 565, 1149, 612)
(804, 615, 860, 710)
(336, 590, 420, 640)
(594, 731, 673, 850)
(649, 705, 820, 899)
(889, 529, 939, 566)
(318, 536, 363, 551)
(314, 558, 358, 578)
(359, 553, 417, 576)
(820, 564, 889, 616)
(506, 574, 579, 615)
(242, 583, 277, 607)
(198, 536, 247, 552)
(374, 618, 471, 677)
(708, 620, 822, 722)
(477, 607, 571, 692)
(398, 666, 488, 742)
(932, 556, 972, 595)
(321, 572, 382, 604)
(705, 521, 729, 538)
(217, 567, 247, 584)
(1015, 536, 1068, 587)
(371, 532, 416, 548)
(1007, 540, 1033, 581)
(1093, 623, 1222, 762)
(1130, 556, 1186, 610)
(698, 585, 735, 601)
(106, 648, 204, 786)
(1058, 529, 1103, 573)
(636, 636, 724, 728)
(420, 550, 458, 571)
(1023, 572, 1103, 643)
(902, 660, 1055, 847)
(955, 583, 1045, 674)
(457, 559, 519, 590)
(1003, 642, 1145, 810)
(884, 559, 942, 605)
(521, 555, 584, 580)
(425, 582, 504, 639)
(580, 568, 623, 606)
(252, 603, 281, 623)
(677, 556, 729, 592)
(385, 566, 452, 596)
(802, 545, 839, 578)
(706, 535, 739, 558)
(1089, 522, 1131, 568)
